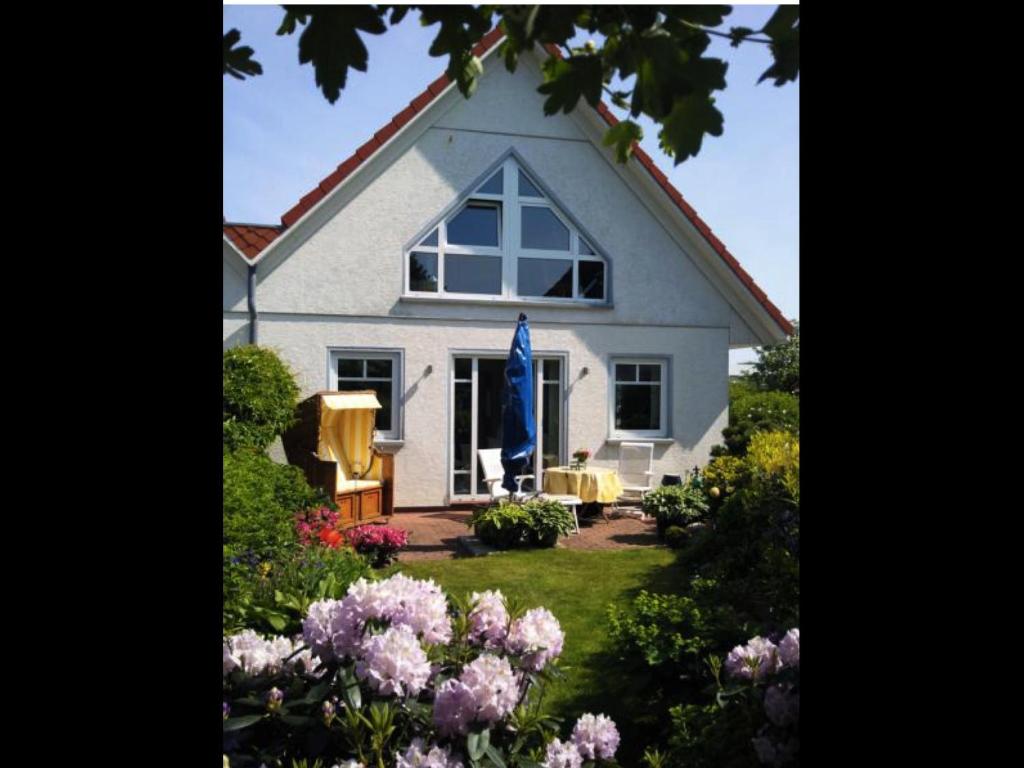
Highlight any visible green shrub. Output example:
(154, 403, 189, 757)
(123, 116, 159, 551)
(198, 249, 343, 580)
(224, 545, 372, 635)
(728, 377, 758, 403)
(524, 497, 576, 545)
(664, 525, 687, 549)
(747, 430, 799, 506)
(719, 391, 799, 456)
(471, 501, 533, 549)
(643, 484, 710, 538)
(223, 345, 301, 451)
(703, 454, 748, 511)
(470, 498, 575, 549)
(223, 449, 329, 627)
(607, 590, 716, 673)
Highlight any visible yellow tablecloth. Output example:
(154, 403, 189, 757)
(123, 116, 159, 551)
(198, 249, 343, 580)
(542, 466, 624, 504)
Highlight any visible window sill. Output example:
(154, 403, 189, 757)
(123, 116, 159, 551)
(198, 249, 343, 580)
(401, 295, 613, 310)
(374, 439, 404, 454)
(605, 437, 675, 446)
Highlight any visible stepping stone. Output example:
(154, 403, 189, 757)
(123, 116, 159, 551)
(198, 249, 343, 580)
(456, 536, 499, 557)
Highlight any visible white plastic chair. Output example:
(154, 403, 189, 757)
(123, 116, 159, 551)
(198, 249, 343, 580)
(477, 448, 534, 502)
(614, 442, 655, 519)
(538, 492, 583, 534)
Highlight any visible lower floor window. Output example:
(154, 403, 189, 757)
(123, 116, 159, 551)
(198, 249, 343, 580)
(610, 358, 668, 437)
(329, 350, 402, 440)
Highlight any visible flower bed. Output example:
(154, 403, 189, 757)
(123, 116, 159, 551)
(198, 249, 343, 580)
(345, 524, 409, 567)
(224, 573, 620, 768)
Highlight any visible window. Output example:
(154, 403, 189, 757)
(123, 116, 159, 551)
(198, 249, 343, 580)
(405, 156, 607, 302)
(329, 350, 403, 440)
(610, 358, 668, 438)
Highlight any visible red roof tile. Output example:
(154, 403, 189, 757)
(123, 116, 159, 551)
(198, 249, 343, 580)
(223, 223, 283, 261)
(224, 30, 791, 337)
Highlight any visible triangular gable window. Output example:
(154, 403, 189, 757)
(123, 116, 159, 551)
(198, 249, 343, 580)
(406, 156, 607, 302)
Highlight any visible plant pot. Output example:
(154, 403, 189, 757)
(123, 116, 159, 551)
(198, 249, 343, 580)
(534, 530, 559, 548)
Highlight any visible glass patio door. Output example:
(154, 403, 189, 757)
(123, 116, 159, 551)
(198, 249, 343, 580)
(451, 354, 563, 499)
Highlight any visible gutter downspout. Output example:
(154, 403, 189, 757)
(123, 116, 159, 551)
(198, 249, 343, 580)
(247, 264, 258, 345)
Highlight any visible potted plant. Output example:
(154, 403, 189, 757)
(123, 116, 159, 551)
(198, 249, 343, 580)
(571, 448, 591, 470)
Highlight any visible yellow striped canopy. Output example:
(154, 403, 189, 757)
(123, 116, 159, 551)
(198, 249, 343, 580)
(318, 392, 383, 492)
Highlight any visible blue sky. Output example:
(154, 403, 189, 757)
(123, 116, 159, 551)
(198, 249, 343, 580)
(223, 5, 798, 374)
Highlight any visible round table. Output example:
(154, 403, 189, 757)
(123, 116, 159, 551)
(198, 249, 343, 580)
(542, 466, 624, 504)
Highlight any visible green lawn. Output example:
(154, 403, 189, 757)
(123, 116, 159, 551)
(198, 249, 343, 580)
(395, 548, 685, 760)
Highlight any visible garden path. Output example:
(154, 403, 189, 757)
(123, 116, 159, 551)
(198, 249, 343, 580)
(389, 509, 660, 561)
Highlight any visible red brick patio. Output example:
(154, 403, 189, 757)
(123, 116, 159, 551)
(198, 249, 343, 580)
(389, 508, 662, 561)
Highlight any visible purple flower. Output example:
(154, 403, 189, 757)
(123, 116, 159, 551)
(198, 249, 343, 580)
(356, 625, 432, 697)
(778, 628, 799, 668)
(396, 738, 464, 768)
(223, 701, 230, 720)
(571, 713, 620, 761)
(505, 608, 564, 671)
(459, 654, 521, 723)
(433, 679, 477, 738)
(725, 636, 780, 680)
(468, 590, 509, 649)
(542, 738, 583, 768)
(764, 683, 799, 727)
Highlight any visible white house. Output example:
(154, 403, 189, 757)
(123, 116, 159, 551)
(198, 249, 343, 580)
(223, 32, 793, 510)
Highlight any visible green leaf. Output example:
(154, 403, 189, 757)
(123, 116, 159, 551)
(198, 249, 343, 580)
(484, 744, 507, 768)
(223, 29, 263, 81)
(602, 120, 643, 163)
(658, 94, 723, 165)
(466, 727, 491, 761)
(290, 6, 389, 103)
(758, 6, 800, 86)
(276, 10, 307, 36)
(223, 714, 264, 731)
(662, 5, 732, 28)
(537, 54, 604, 115)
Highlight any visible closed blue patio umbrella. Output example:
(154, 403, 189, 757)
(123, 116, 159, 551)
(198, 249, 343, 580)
(501, 313, 536, 493)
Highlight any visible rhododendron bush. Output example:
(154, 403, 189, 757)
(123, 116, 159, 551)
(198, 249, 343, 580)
(224, 573, 619, 768)
(667, 627, 800, 767)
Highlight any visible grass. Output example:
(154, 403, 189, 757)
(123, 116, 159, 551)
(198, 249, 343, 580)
(394, 547, 687, 762)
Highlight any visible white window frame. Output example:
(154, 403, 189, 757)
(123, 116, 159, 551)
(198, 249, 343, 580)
(608, 357, 669, 439)
(327, 348, 403, 441)
(448, 350, 568, 501)
(404, 156, 608, 304)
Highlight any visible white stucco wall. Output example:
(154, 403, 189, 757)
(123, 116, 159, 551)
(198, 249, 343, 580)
(252, 315, 727, 508)
(252, 57, 734, 332)
(224, 244, 248, 313)
(223, 52, 751, 506)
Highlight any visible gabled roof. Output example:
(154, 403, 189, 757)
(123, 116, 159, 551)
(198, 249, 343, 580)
(222, 29, 792, 336)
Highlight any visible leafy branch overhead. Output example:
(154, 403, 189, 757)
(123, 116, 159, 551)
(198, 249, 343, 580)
(225, 5, 799, 165)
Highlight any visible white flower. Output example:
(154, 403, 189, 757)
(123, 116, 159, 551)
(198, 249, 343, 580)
(725, 636, 780, 680)
(542, 738, 582, 768)
(572, 713, 620, 760)
(459, 653, 520, 722)
(356, 625, 432, 697)
(468, 590, 509, 649)
(396, 738, 464, 768)
(778, 628, 799, 668)
(506, 608, 564, 671)
(332, 761, 365, 768)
